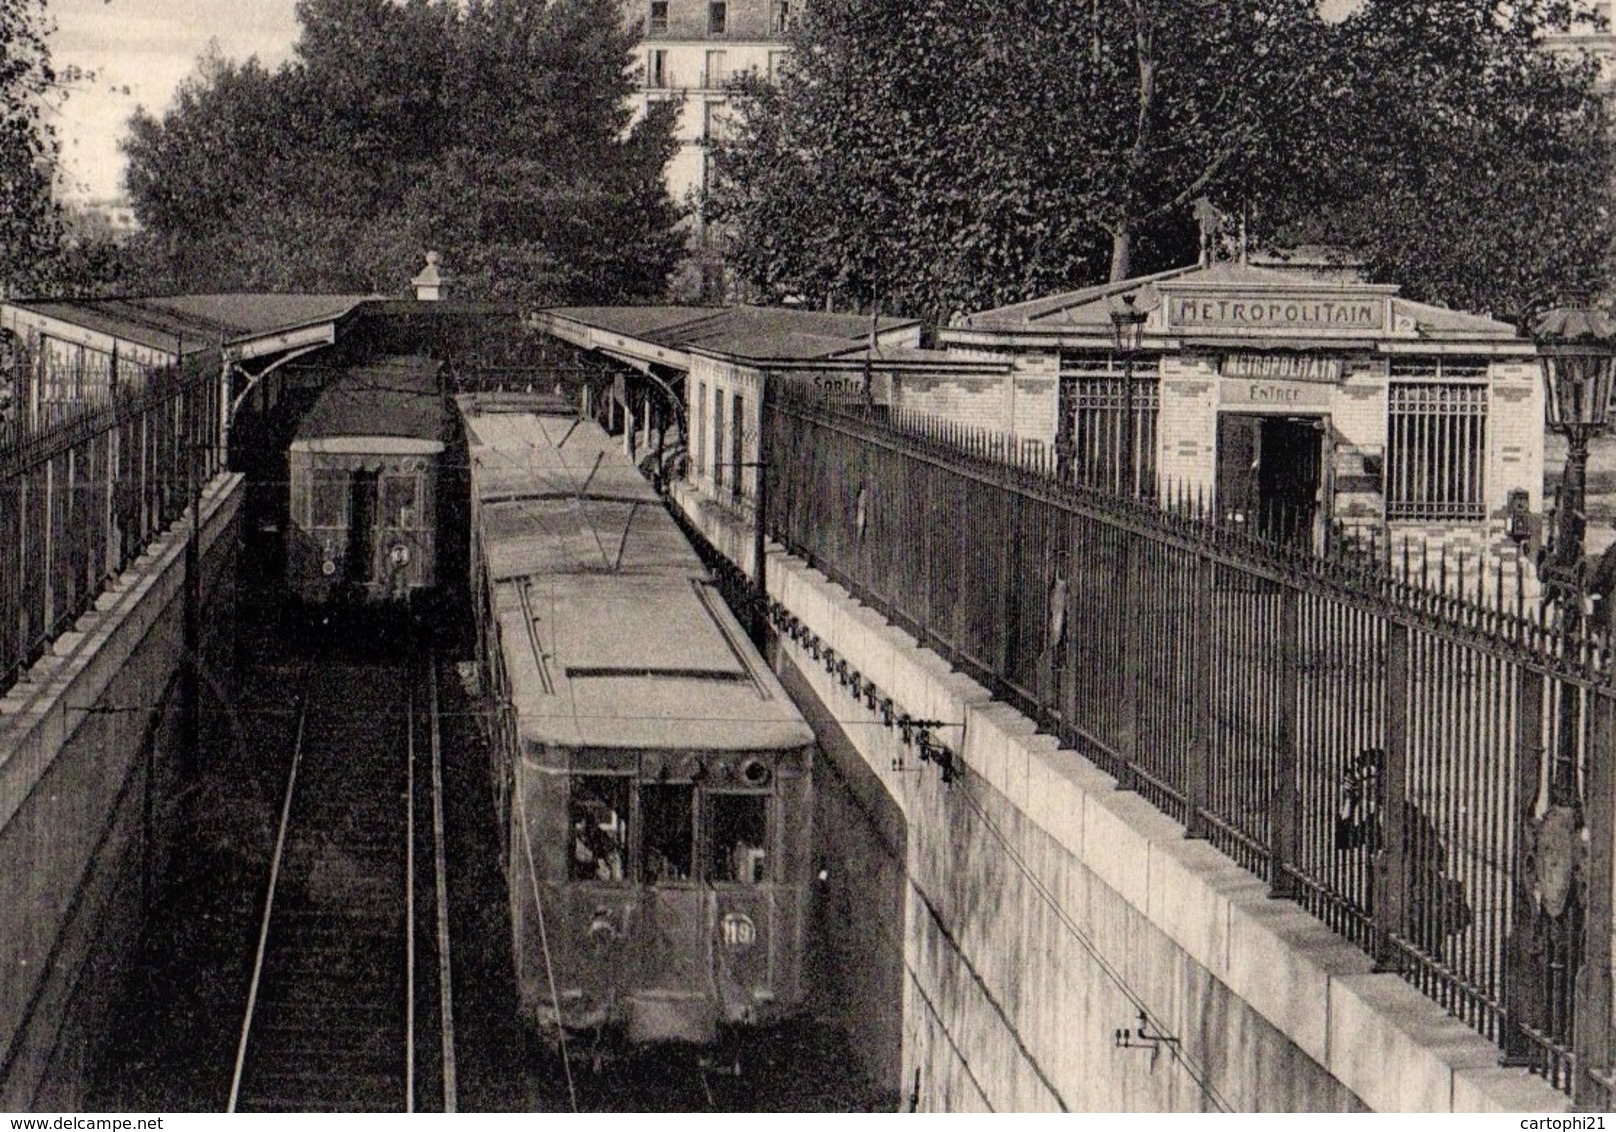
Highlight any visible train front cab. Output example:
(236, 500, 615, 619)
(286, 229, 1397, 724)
(513, 741, 814, 1047)
(286, 441, 440, 605)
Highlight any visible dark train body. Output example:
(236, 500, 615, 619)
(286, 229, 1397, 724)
(461, 396, 815, 1048)
(286, 357, 449, 608)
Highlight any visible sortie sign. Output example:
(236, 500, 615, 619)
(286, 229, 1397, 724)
(1169, 293, 1386, 333)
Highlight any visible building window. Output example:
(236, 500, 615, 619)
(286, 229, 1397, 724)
(705, 49, 728, 89)
(709, 1, 727, 34)
(646, 48, 668, 89)
(712, 387, 727, 492)
(1059, 354, 1160, 498)
(767, 50, 787, 82)
(694, 381, 706, 474)
(1386, 364, 1488, 521)
(648, 0, 668, 33)
(731, 391, 746, 500)
(773, 0, 792, 33)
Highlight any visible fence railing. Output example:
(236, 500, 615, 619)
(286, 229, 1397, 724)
(761, 387, 1616, 1102)
(0, 346, 224, 697)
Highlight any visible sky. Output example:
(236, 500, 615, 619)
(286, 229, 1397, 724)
(49, 0, 303, 200)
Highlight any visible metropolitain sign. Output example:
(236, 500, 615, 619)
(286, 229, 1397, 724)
(1167, 293, 1387, 333)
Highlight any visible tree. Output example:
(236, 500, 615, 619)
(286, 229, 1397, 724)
(0, 0, 66, 295)
(707, 0, 1333, 320)
(122, 0, 686, 304)
(1263, 0, 1616, 322)
(710, 0, 1615, 324)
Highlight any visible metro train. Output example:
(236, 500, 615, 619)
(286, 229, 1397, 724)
(285, 357, 449, 608)
(461, 394, 816, 1052)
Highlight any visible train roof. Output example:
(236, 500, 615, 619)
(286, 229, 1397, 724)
(462, 405, 705, 579)
(290, 356, 447, 449)
(496, 572, 814, 752)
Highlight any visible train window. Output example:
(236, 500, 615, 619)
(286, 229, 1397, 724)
(569, 776, 629, 883)
(382, 474, 418, 528)
(311, 470, 347, 527)
(706, 793, 767, 884)
(641, 784, 694, 883)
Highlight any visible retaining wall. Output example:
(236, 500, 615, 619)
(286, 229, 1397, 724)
(0, 474, 243, 1108)
(673, 481, 1568, 1112)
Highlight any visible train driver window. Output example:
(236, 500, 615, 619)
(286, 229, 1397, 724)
(640, 784, 694, 884)
(311, 469, 348, 528)
(569, 776, 629, 883)
(706, 792, 768, 884)
(382, 474, 418, 529)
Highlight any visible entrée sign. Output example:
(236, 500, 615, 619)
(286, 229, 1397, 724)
(1169, 293, 1386, 333)
(1220, 378, 1333, 408)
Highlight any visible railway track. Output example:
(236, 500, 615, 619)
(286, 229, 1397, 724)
(228, 653, 456, 1112)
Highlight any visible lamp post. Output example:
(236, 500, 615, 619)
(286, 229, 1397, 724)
(1110, 293, 1149, 498)
(1533, 306, 1616, 626)
(1511, 306, 1616, 1101)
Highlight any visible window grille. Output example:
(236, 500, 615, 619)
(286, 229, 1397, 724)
(1386, 382, 1488, 521)
(1060, 354, 1160, 498)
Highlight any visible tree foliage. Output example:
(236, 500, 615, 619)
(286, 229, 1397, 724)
(122, 0, 686, 303)
(0, 0, 66, 295)
(710, 0, 1616, 324)
(1266, 0, 1616, 323)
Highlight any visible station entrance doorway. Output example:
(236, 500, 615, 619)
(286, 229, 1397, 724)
(1215, 412, 1330, 552)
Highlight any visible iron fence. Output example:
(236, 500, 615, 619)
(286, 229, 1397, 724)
(762, 386, 1616, 1101)
(0, 346, 223, 696)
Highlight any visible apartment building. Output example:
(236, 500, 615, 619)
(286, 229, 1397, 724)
(628, 0, 792, 221)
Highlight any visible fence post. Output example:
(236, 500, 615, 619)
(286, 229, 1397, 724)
(1117, 528, 1143, 791)
(1186, 550, 1212, 839)
(1574, 686, 1616, 1107)
(1374, 619, 1412, 970)
(1503, 666, 1547, 1063)
(1270, 585, 1301, 898)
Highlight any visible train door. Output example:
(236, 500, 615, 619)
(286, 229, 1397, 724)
(345, 468, 377, 589)
(633, 781, 714, 1042)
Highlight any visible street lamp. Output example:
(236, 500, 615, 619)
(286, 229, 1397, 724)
(1110, 292, 1150, 498)
(1531, 305, 1616, 614)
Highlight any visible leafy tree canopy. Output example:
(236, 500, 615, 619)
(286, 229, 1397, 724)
(0, 0, 68, 295)
(1267, 0, 1616, 323)
(122, 0, 686, 304)
(709, 0, 1616, 325)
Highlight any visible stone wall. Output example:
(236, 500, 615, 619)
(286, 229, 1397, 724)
(673, 481, 1569, 1112)
(0, 474, 242, 1108)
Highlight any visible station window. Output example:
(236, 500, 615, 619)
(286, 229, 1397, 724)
(311, 469, 348, 528)
(694, 382, 707, 474)
(730, 392, 746, 500)
(706, 793, 768, 884)
(1386, 376, 1488, 521)
(708, 1, 727, 34)
(1059, 353, 1160, 498)
(569, 776, 630, 882)
(712, 387, 727, 492)
(648, 0, 668, 33)
(641, 783, 694, 883)
(382, 474, 418, 528)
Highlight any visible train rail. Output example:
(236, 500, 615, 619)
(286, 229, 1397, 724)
(227, 653, 456, 1112)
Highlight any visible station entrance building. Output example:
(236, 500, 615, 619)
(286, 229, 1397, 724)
(940, 263, 1543, 571)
